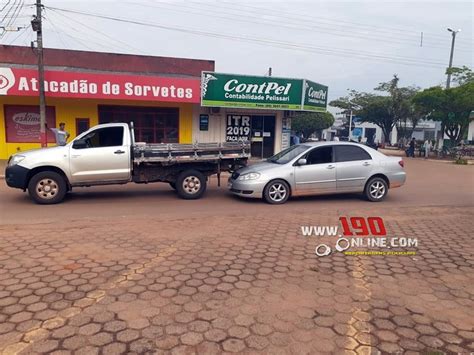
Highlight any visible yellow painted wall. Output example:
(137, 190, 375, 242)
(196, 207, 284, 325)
(0, 96, 194, 159)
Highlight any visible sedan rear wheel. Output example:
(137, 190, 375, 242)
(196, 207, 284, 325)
(365, 177, 388, 202)
(264, 179, 290, 204)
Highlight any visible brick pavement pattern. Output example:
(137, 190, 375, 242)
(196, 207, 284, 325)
(0, 206, 473, 354)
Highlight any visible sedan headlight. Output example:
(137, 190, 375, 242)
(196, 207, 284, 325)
(8, 155, 25, 167)
(238, 172, 261, 181)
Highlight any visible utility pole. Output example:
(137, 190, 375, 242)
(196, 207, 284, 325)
(446, 28, 461, 89)
(348, 110, 353, 141)
(31, 0, 47, 147)
(268, 67, 272, 77)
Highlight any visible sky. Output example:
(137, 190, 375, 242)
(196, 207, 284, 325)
(1, 0, 473, 111)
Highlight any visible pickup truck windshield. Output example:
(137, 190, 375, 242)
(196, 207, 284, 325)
(267, 145, 310, 164)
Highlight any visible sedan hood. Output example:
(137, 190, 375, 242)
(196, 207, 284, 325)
(237, 161, 281, 175)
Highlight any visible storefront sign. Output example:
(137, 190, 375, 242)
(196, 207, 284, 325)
(202, 72, 304, 110)
(0, 67, 200, 103)
(4, 105, 56, 143)
(303, 80, 328, 111)
(226, 115, 251, 142)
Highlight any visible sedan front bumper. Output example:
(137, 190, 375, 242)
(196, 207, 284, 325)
(228, 178, 267, 199)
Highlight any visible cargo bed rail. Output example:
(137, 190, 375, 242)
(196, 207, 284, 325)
(133, 141, 251, 164)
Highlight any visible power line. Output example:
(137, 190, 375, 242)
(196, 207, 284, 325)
(44, 6, 452, 69)
(200, 0, 473, 46)
(126, 1, 472, 53)
(47, 7, 146, 54)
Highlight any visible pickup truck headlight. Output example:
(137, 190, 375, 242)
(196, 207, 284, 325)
(8, 155, 25, 167)
(238, 172, 261, 181)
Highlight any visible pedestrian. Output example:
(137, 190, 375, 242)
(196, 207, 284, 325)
(423, 139, 432, 159)
(293, 132, 300, 145)
(408, 137, 416, 157)
(47, 122, 70, 146)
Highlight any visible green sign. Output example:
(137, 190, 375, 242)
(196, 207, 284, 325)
(303, 80, 328, 112)
(201, 72, 304, 110)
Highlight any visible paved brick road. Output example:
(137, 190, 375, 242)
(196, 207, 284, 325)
(0, 203, 473, 354)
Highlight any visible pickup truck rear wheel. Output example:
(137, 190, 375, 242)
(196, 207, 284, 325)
(176, 170, 206, 200)
(28, 171, 67, 204)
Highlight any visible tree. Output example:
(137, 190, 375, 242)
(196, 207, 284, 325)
(330, 75, 419, 143)
(292, 111, 334, 139)
(446, 66, 474, 86)
(413, 82, 474, 145)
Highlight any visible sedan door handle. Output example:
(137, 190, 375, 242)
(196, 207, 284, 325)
(114, 150, 126, 154)
(326, 165, 335, 169)
(363, 162, 371, 166)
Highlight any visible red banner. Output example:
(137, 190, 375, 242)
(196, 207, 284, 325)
(0, 67, 201, 103)
(4, 105, 56, 143)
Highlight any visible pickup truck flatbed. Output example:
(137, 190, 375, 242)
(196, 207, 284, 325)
(5, 123, 250, 204)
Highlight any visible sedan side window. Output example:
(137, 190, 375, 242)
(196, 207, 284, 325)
(335, 145, 372, 162)
(82, 127, 124, 148)
(305, 146, 333, 165)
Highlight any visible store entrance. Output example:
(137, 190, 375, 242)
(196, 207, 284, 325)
(250, 115, 276, 159)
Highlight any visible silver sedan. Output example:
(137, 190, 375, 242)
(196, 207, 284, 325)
(228, 142, 406, 204)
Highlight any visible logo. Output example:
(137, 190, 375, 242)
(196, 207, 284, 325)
(201, 73, 217, 98)
(12, 112, 40, 125)
(302, 217, 418, 257)
(0, 68, 15, 95)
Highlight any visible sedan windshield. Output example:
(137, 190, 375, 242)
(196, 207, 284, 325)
(267, 145, 310, 164)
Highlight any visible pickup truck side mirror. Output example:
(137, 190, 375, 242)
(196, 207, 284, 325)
(72, 139, 87, 149)
(297, 158, 307, 166)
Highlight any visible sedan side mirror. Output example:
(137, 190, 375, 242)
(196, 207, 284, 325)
(72, 138, 87, 149)
(297, 158, 307, 166)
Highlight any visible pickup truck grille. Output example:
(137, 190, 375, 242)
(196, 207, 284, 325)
(231, 172, 240, 180)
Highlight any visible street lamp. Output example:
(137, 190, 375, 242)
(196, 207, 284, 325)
(446, 28, 461, 89)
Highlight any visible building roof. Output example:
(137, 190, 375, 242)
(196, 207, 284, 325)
(0, 45, 214, 77)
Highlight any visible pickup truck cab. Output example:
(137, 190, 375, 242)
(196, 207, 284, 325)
(5, 123, 249, 204)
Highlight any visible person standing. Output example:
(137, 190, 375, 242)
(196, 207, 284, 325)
(46, 122, 70, 146)
(408, 137, 416, 157)
(423, 139, 432, 159)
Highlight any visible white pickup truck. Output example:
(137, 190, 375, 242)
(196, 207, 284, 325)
(5, 123, 249, 204)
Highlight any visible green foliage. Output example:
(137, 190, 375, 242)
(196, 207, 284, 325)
(413, 82, 474, 144)
(292, 111, 334, 138)
(446, 66, 474, 85)
(330, 75, 420, 143)
(454, 157, 468, 165)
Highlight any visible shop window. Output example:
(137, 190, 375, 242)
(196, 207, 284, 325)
(98, 105, 179, 143)
(76, 118, 90, 135)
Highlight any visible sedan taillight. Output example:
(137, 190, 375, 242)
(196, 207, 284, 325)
(398, 160, 404, 168)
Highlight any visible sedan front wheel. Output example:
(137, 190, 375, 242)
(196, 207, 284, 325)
(263, 179, 290, 204)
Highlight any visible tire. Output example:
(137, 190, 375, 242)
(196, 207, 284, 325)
(169, 182, 176, 190)
(28, 171, 67, 205)
(263, 179, 290, 204)
(176, 170, 206, 200)
(364, 177, 388, 202)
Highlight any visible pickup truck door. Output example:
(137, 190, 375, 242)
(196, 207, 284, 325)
(69, 126, 131, 184)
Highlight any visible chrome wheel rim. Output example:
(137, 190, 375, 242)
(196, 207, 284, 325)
(182, 176, 201, 194)
(36, 178, 59, 200)
(269, 183, 287, 202)
(369, 181, 385, 199)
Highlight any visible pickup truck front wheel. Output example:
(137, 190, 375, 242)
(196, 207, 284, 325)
(28, 171, 67, 204)
(176, 170, 206, 200)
